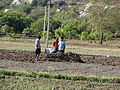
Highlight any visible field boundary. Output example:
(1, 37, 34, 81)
(0, 69, 120, 84)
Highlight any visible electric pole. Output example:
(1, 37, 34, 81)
(43, 6, 47, 32)
(46, 0, 50, 48)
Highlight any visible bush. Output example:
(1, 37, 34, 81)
(1, 25, 14, 33)
(50, 18, 61, 34)
(6, 33, 16, 38)
(37, 0, 48, 7)
(28, 7, 45, 20)
(62, 23, 79, 39)
(0, 11, 33, 34)
(81, 32, 89, 41)
(0, 0, 12, 10)
(41, 31, 54, 39)
(14, 3, 33, 14)
(54, 28, 66, 38)
(103, 33, 113, 41)
(89, 30, 100, 40)
(22, 28, 35, 36)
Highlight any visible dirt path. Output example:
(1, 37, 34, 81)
(0, 59, 120, 77)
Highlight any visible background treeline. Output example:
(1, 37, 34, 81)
(0, 0, 120, 43)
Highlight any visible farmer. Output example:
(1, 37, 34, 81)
(35, 35, 41, 56)
(58, 37, 66, 53)
(53, 37, 59, 53)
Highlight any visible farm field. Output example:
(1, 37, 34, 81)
(0, 49, 120, 78)
(0, 38, 120, 56)
(0, 38, 120, 89)
(0, 76, 120, 90)
(0, 0, 120, 89)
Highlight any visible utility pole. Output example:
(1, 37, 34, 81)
(46, 0, 50, 48)
(43, 6, 47, 32)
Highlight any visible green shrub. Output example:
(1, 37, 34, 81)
(103, 33, 113, 41)
(41, 31, 54, 39)
(54, 28, 66, 38)
(1, 25, 14, 33)
(0, 11, 33, 34)
(6, 33, 16, 38)
(14, 3, 33, 14)
(22, 28, 35, 36)
(89, 30, 100, 40)
(63, 23, 79, 39)
(81, 32, 89, 41)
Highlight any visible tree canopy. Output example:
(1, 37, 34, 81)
(0, 11, 33, 33)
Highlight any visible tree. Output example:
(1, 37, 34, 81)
(81, 32, 89, 41)
(50, 18, 61, 33)
(53, 7, 79, 27)
(28, 7, 45, 20)
(1, 24, 13, 33)
(30, 18, 44, 35)
(55, 28, 66, 38)
(22, 28, 35, 36)
(106, 8, 120, 35)
(88, 4, 120, 44)
(0, 0, 13, 11)
(63, 23, 79, 39)
(13, 3, 33, 14)
(0, 11, 33, 34)
(28, 17, 61, 36)
(37, 0, 49, 7)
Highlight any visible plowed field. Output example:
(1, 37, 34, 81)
(0, 49, 120, 77)
(0, 49, 120, 66)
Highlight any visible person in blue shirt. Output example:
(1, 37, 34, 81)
(58, 37, 66, 53)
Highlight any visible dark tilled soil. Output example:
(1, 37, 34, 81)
(0, 49, 84, 63)
(0, 49, 120, 77)
(0, 49, 120, 66)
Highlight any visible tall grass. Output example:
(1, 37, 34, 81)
(0, 69, 120, 84)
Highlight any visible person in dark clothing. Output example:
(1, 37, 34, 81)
(35, 36, 41, 56)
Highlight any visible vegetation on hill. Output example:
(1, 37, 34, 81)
(0, 0, 120, 43)
(0, 0, 13, 11)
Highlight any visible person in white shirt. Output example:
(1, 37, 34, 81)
(35, 36, 41, 56)
(58, 37, 66, 53)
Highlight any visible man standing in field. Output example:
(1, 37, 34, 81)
(35, 36, 41, 56)
(58, 37, 66, 53)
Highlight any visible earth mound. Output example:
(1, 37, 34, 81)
(38, 52, 85, 63)
(0, 49, 84, 63)
(1, 49, 120, 66)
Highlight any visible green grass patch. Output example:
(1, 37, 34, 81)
(1, 76, 119, 90)
(0, 69, 120, 84)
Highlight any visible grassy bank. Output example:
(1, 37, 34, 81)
(1, 76, 120, 90)
(0, 69, 120, 89)
(0, 69, 120, 84)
